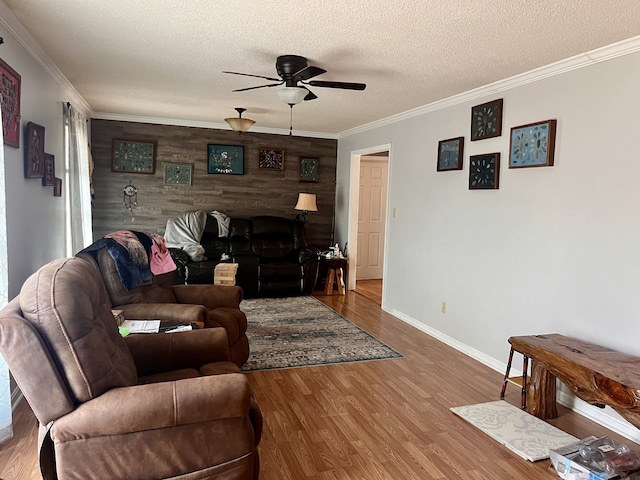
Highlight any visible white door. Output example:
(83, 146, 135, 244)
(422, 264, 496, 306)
(357, 156, 388, 280)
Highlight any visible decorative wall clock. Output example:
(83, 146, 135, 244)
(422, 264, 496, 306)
(437, 137, 464, 171)
(258, 147, 285, 170)
(509, 119, 557, 168)
(471, 99, 503, 141)
(469, 153, 500, 190)
(164, 162, 193, 185)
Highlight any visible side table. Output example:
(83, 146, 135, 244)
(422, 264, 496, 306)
(323, 257, 347, 295)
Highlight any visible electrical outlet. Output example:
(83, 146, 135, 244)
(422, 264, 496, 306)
(441, 301, 447, 314)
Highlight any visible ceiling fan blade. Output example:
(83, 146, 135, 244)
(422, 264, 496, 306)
(232, 82, 283, 92)
(294, 65, 327, 81)
(307, 80, 366, 91)
(303, 88, 317, 101)
(223, 71, 282, 82)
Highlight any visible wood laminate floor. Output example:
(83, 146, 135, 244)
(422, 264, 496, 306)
(0, 286, 634, 479)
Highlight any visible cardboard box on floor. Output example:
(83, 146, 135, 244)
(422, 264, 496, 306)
(550, 437, 640, 480)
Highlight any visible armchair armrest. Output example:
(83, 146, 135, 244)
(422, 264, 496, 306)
(52, 373, 252, 440)
(124, 327, 230, 376)
(172, 284, 243, 309)
(118, 302, 207, 324)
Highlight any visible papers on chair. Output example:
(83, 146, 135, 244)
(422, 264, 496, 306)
(164, 324, 192, 333)
(121, 320, 160, 334)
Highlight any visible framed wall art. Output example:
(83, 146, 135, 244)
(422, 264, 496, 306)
(258, 147, 284, 170)
(208, 144, 244, 174)
(42, 153, 55, 186)
(24, 122, 45, 178)
(471, 98, 503, 141)
(0, 58, 21, 148)
(437, 137, 464, 171)
(509, 119, 557, 168)
(164, 162, 193, 185)
(469, 153, 500, 190)
(53, 177, 62, 197)
(299, 157, 319, 182)
(111, 139, 157, 174)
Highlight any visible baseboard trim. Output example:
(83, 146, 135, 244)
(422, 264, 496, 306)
(383, 305, 640, 444)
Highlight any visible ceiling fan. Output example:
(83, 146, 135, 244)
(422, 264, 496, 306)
(223, 55, 366, 104)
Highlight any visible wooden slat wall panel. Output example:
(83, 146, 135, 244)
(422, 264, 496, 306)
(90, 119, 337, 248)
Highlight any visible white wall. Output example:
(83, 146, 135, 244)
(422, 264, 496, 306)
(336, 46, 640, 440)
(0, 3, 90, 299)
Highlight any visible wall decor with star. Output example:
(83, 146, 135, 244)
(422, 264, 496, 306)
(437, 137, 464, 171)
(258, 147, 285, 170)
(509, 119, 557, 168)
(471, 98, 503, 141)
(469, 153, 500, 190)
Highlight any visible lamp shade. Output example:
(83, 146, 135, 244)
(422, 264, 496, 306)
(224, 107, 255, 133)
(277, 87, 308, 105)
(294, 193, 318, 212)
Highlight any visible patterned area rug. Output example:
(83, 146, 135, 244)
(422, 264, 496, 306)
(450, 400, 578, 461)
(240, 296, 403, 371)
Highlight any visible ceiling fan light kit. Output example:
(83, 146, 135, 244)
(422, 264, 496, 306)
(276, 87, 308, 105)
(224, 107, 255, 134)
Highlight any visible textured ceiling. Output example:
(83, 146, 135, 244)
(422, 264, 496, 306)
(3, 0, 640, 135)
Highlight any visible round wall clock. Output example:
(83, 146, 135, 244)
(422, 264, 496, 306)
(471, 98, 503, 141)
(469, 153, 500, 190)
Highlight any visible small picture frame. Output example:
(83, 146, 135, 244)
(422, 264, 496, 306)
(164, 162, 193, 185)
(24, 122, 45, 178)
(299, 157, 319, 182)
(437, 137, 464, 171)
(258, 147, 285, 170)
(53, 177, 62, 197)
(42, 153, 55, 186)
(469, 153, 500, 190)
(509, 119, 557, 168)
(111, 139, 156, 174)
(208, 144, 244, 174)
(471, 98, 503, 141)
(0, 58, 21, 148)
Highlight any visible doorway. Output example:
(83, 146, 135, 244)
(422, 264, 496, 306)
(346, 145, 390, 305)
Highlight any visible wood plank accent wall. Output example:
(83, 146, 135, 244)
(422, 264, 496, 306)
(90, 119, 337, 248)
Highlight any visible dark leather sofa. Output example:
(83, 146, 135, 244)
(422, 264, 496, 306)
(171, 215, 321, 298)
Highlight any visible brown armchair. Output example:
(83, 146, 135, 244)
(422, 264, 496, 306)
(79, 248, 249, 367)
(0, 257, 262, 480)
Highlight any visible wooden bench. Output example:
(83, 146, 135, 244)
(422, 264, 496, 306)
(504, 334, 640, 430)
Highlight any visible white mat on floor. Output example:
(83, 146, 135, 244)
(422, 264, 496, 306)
(450, 400, 578, 461)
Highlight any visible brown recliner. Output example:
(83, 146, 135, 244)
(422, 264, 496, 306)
(0, 257, 262, 480)
(79, 248, 249, 367)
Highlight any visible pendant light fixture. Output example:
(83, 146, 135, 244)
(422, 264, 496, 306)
(224, 107, 255, 134)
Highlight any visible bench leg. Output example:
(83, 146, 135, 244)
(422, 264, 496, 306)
(500, 348, 514, 399)
(525, 360, 558, 419)
(521, 355, 528, 409)
(324, 269, 335, 295)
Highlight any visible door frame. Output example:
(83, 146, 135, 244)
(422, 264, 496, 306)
(347, 143, 392, 292)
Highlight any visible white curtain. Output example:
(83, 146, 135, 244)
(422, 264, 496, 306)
(0, 107, 13, 442)
(63, 102, 92, 255)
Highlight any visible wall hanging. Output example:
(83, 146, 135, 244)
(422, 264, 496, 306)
(437, 137, 464, 171)
(42, 153, 55, 186)
(122, 181, 138, 211)
(471, 99, 503, 141)
(24, 122, 45, 178)
(469, 153, 500, 190)
(0, 57, 21, 148)
(299, 157, 319, 182)
(207, 144, 244, 175)
(164, 162, 193, 185)
(259, 147, 285, 170)
(509, 119, 557, 168)
(111, 139, 156, 174)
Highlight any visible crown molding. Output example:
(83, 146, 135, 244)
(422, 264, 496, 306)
(338, 35, 640, 139)
(0, 1, 92, 118)
(91, 112, 338, 139)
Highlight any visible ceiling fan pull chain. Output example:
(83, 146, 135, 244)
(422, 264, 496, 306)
(289, 104, 294, 136)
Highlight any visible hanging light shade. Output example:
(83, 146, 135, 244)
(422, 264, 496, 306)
(276, 87, 308, 105)
(225, 107, 255, 134)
